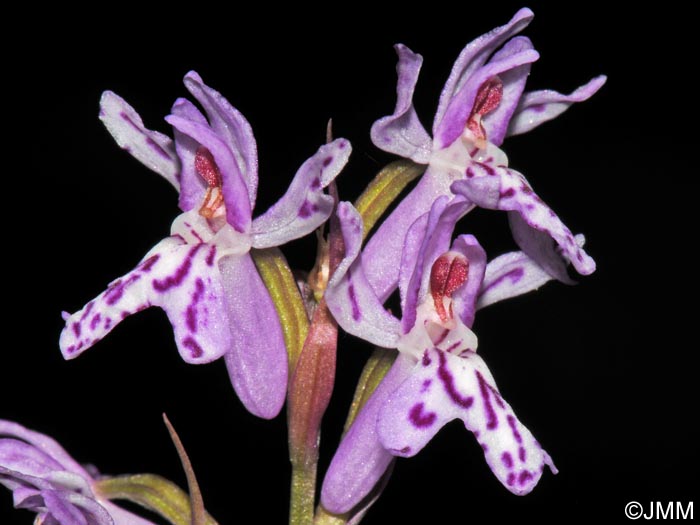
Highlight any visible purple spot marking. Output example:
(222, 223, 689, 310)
(140, 255, 160, 272)
(190, 229, 204, 243)
(469, 147, 479, 158)
(322, 156, 333, 167)
(409, 403, 437, 428)
(421, 379, 432, 393)
(507, 472, 516, 486)
(475, 162, 496, 176)
(501, 452, 514, 469)
(80, 301, 95, 322)
(66, 345, 75, 354)
(72, 323, 81, 338)
(119, 112, 140, 132)
(466, 167, 475, 178)
(507, 415, 522, 444)
(104, 318, 112, 330)
(145, 137, 172, 160)
(437, 351, 473, 408)
(480, 268, 525, 296)
(120, 311, 130, 320)
(105, 275, 141, 306)
(481, 443, 489, 452)
(153, 245, 204, 292)
(206, 245, 216, 266)
(520, 184, 533, 195)
(339, 141, 347, 149)
(182, 337, 204, 358)
(477, 370, 498, 429)
(548, 209, 556, 218)
(444, 340, 462, 354)
(90, 314, 102, 331)
(310, 177, 321, 190)
(299, 200, 319, 218)
(518, 470, 533, 485)
(519, 446, 527, 462)
(422, 351, 432, 367)
(500, 188, 515, 199)
(347, 283, 361, 321)
(530, 103, 547, 113)
(577, 252, 584, 262)
(432, 328, 449, 346)
(399, 446, 411, 454)
(485, 156, 493, 163)
(185, 278, 205, 332)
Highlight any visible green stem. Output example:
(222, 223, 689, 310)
(289, 460, 317, 525)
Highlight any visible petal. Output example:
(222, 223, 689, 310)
(170, 97, 209, 212)
(42, 490, 90, 525)
(434, 8, 534, 133)
(251, 138, 352, 249)
(378, 348, 556, 495)
(183, 71, 259, 208)
(476, 234, 586, 309)
(219, 253, 288, 419)
(0, 439, 65, 477)
(99, 91, 180, 190)
(451, 163, 595, 276)
(59, 234, 232, 365)
(325, 203, 402, 348)
(450, 234, 487, 327)
(165, 115, 252, 233)
(507, 75, 607, 137)
(435, 36, 539, 149)
(320, 355, 414, 514)
(370, 45, 432, 164)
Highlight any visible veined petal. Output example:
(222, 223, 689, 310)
(165, 115, 252, 233)
(321, 355, 414, 514)
(507, 75, 607, 137)
(251, 139, 351, 249)
(219, 253, 287, 419)
(59, 236, 231, 365)
(0, 440, 64, 478)
(170, 97, 209, 212)
(450, 234, 487, 327)
(378, 348, 556, 495)
(183, 71, 259, 208)
(436, 36, 539, 149)
(434, 8, 534, 132)
(99, 91, 180, 190)
(451, 163, 595, 276)
(476, 236, 585, 309)
(370, 45, 432, 164)
(325, 203, 402, 348)
(42, 490, 91, 525)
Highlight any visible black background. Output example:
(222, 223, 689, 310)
(3, 3, 695, 524)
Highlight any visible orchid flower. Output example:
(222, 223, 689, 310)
(59, 72, 351, 419)
(363, 7, 606, 301)
(321, 198, 572, 513)
(0, 419, 156, 525)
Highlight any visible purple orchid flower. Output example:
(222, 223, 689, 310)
(59, 72, 351, 419)
(363, 7, 606, 301)
(320, 198, 575, 513)
(0, 419, 156, 525)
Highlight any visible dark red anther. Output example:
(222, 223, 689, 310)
(430, 252, 469, 323)
(194, 146, 222, 188)
(466, 76, 504, 141)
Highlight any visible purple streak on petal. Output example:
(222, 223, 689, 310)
(501, 452, 514, 469)
(507, 75, 607, 136)
(165, 115, 251, 233)
(251, 139, 351, 249)
(321, 355, 414, 514)
(60, 234, 231, 365)
(409, 403, 437, 428)
(370, 44, 432, 164)
(434, 8, 535, 134)
(325, 203, 402, 348)
(450, 234, 487, 328)
(219, 253, 287, 419)
(99, 91, 180, 190)
(519, 446, 527, 462)
(437, 350, 474, 409)
(477, 370, 498, 429)
(184, 71, 259, 208)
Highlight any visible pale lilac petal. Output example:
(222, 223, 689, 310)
(165, 115, 252, 233)
(434, 8, 534, 132)
(451, 165, 595, 276)
(99, 91, 180, 190)
(0, 439, 64, 477)
(378, 348, 556, 495)
(219, 253, 287, 419)
(370, 45, 432, 164)
(507, 75, 607, 136)
(251, 139, 351, 248)
(401, 198, 471, 333)
(59, 235, 232, 365)
(170, 97, 209, 212)
(476, 235, 585, 309)
(450, 234, 487, 327)
(325, 203, 402, 348)
(183, 71, 259, 208)
(43, 490, 90, 525)
(321, 355, 413, 514)
(363, 165, 457, 303)
(436, 36, 539, 149)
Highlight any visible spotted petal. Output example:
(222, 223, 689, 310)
(370, 45, 432, 164)
(325, 203, 402, 348)
(99, 91, 180, 190)
(251, 139, 351, 249)
(378, 348, 556, 495)
(507, 75, 607, 137)
(321, 355, 414, 514)
(219, 253, 288, 419)
(60, 233, 231, 365)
